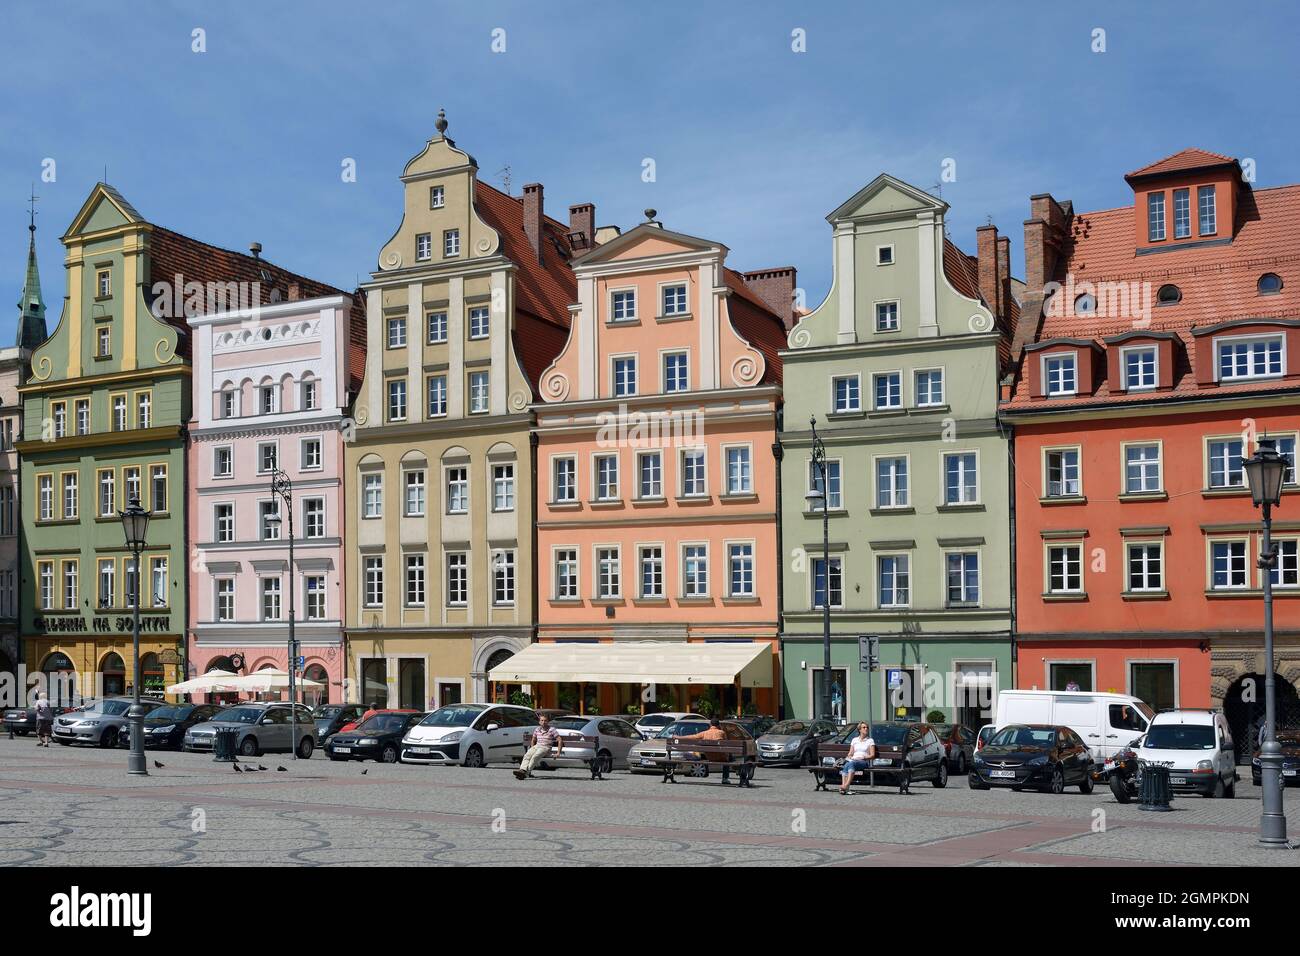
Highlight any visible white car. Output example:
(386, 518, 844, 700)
(634, 712, 704, 740)
(1137, 710, 1237, 798)
(400, 703, 538, 767)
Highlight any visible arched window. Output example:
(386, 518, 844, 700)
(100, 652, 125, 696)
(1156, 284, 1181, 305)
(41, 652, 76, 706)
(140, 653, 164, 697)
(1258, 273, 1284, 295)
(303, 664, 329, 707)
(1074, 293, 1096, 315)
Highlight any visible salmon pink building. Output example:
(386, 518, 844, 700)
(187, 287, 363, 704)
(1003, 149, 1300, 755)
(497, 212, 790, 717)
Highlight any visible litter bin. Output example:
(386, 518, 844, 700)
(213, 728, 238, 763)
(1138, 764, 1173, 811)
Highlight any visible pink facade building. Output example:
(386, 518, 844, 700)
(187, 293, 360, 703)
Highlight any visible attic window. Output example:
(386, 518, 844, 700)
(1259, 273, 1284, 295)
(1074, 293, 1096, 315)
(877, 245, 895, 265)
(1156, 284, 1181, 305)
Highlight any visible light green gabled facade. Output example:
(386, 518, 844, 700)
(779, 174, 1012, 726)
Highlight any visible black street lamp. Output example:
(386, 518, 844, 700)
(119, 494, 151, 776)
(266, 470, 299, 758)
(805, 416, 833, 723)
(1243, 437, 1289, 847)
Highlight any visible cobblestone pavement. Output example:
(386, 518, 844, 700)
(1, 737, 1298, 866)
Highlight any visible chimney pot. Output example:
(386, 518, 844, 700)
(569, 203, 596, 251)
(249, 242, 262, 260)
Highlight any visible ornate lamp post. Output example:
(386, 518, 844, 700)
(805, 416, 833, 722)
(119, 495, 151, 776)
(266, 470, 299, 758)
(1243, 437, 1288, 847)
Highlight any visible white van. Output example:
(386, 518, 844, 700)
(994, 690, 1154, 760)
(1136, 710, 1236, 798)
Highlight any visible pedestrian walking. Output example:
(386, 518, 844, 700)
(514, 712, 561, 779)
(839, 721, 876, 795)
(34, 691, 54, 747)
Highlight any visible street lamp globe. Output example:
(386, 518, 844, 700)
(119, 496, 151, 548)
(805, 487, 825, 508)
(1244, 439, 1287, 509)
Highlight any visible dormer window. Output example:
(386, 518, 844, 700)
(1173, 188, 1191, 239)
(1074, 294, 1095, 316)
(1147, 192, 1166, 242)
(1156, 284, 1181, 305)
(1043, 353, 1077, 397)
(1198, 185, 1217, 235)
(1217, 334, 1284, 381)
(1259, 273, 1283, 295)
(1122, 346, 1157, 391)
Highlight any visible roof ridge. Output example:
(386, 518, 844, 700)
(149, 225, 347, 295)
(1125, 147, 1237, 179)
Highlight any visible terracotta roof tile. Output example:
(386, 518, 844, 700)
(723, 268, 787, 385)
(1125, 148, 1238, 180)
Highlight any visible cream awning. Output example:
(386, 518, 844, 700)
(488, 641, 773, 687)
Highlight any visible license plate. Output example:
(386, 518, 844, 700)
(334, 746, 351, 753)
(1170, 776, 1187, 785)
(990, 770, 1016, 779)
(1103, 760, 1116, 771)
(409, 747, 430, 754)
(872, 758, 892, 766)
(1285, 770, 1297, 778)
(640, 758, 655, 766)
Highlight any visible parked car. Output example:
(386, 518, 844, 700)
(829, 722, 949, 788)
(932, 723, 977, 774)
(756, 718, 838, 766)
(626, 719, 757, 775)
(994, 689, 1153, 761)
(1138, 710, 1236, 798)
(975, 724, 998, 753)
(313, 704, 367, 746)
(534, 708, 578, 722)
(633, 712, 704, 740)
(401, 703, 538, 767)
(52, 697, 166, 748)
(184, 702, 317, 758)
(1251, 731, 1300, 786)
(541, 715, 646, 772)
(3, 703, 74, 735)
(970, 724, 1094, 794)
(730, 715, 776, 739)
(118, 702, 224, 750)
(326, 710, 425, 763)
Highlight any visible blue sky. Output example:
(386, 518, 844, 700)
(3, 1, 1298, 342)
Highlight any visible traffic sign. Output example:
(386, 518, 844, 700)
(858, 634, 879, 672)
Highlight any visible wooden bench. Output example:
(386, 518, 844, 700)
(807, 743, 907, 792)
(654, 737, 756, 787)
(528, 733, 605, 780)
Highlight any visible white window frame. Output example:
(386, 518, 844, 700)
(1042, 351, 1078, 397)
(1045, 541, 1085, 595)
(609, 287, 637, 323)
(1121, 440, 1163, 495)
(1120, 345, 1158, 391)
(914, 367, 945, 407)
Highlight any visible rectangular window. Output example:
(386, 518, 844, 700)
(261, 576, 282, 620)
(97, 269, 111, 297)
(493, 464, 515, 512)
(443, 229, 460, 257)
(728, 543, 754, 598)
(363, 557, 384, 607)
(0, 485, 13, 535)
(1123, 347, 1157, 390)
(492, 550, 515, 606)
(878, 554, 910, 608)
(1211, 540, 1248, 589)
(1124, 444, 1161, 494)
(97, 559, 114, 609)
(62, 560, 78, 610)
(446, 467, 469, 514)
(595, 455, 619, 501)
(553, 457, 576, 502)
(637, 452, 662, 499)
(429, 185, 444, 208)
(387, 379, 408, 421)
(305, 575, 326, 620)
(215, 578, 235, 621)
(468, 306, 490, 340)
(301, 439, 322, 470)
(387, 316, 407, 348)
(124, 558, 138, 608)
(150, 556, 168, 608)
(832, 375, 860, 413)
(612, 356, 637, 397)
(555, 549, 579, 599)
(415, 233, 432, 260)
(404, 555, 426, 607)
(301, 379, 318, 411)
(427, 311, 448, 344)
(1217, 336, 1284, 380)
(446, 553, 468, 606)
(1173, 188, 1191, 239)
(1207, 439, 1244, 488)
(38, 475, 52, 521)
(813, 557, 842, 609)
(112, 395, 127, 431)
(1271, 540, 1299, 589)
(215, 503, 234, 543)
(873, 372, 902, 410)
(150, 465, 167, 512)
(1044, 354, 1077, 396)
(221, 390, 235, 419)
(257, 442, 277, 474)
(611, 289, 637, 321)
(260, 385, 276, 414)
(809, 459, 842, 510)
(1198, 185, 1216, 235)
(427, 375, 447, 417)
(596, 547, 621, 599)
(875, 301, 900, 332)
(1147, 192, 1166, 241)
(39, 561, 53, 610)
(682, 544, 709, 597)
(303, 497, 325, 538)
(639, 546, 663, 599)
(681, 449, 706, 497)
(1045, 449, 1080, 498)
(1127, 543, 1163, 592)
(944, 453, 978, 504)
(97, 326, 111, 358)
(123, 467, 141, 509)
(915, 369, 944, 407)
(1048, 545, 1083, 593)
(661, 284, 689, 316)
(404, 469, 426, 517)
(468, 371, 489, 413)
(663, 352, 688, 392)
(876, 456, 909, 508)
(946, 552, 980, 605)
(260, 501, 281, 541)
(214, 446, 233, 478)
(363, 474, 383, 517)
(75, 399, 90, 435)
(726, 446, 752, 495)
(61, 473, 77, 520)
(52, 402, 66, 439)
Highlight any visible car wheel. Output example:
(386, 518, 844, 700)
(969, 773, 989, 790)
(801, 747, 817, 767)
(597, 750, 614, 775)
(1079, 772, 1094, 795)
(239, 736, 259, 758)
(1048, 765, 1065, 795)
(1206, 776, 1225, 799)
(99, 727, 118, 748)
(464, 744, 486, 768)
(297, 736, 314, 760)
(1110, 775, 1132, 803)
(933, 760, 949, 788)
(956, 753, 967, 775)
(56, 739, 71, 746)
(1224, 776, 1235, 799)
(381, 744, 399, 764)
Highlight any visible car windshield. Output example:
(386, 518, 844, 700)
(990, 726, 1055, 748)
(932, 724, 954, 735)
(640, 715, 672, 726)
(419, 705, 486, 728)
(356, 713, 414, 733)
(315, 706, 348, 720)
(213, 707, 262, 724)
(658, 721, 709, 738)
(86, 700, 131, 717)
(552, 718, 589, 731)
(147, 705, 193, 721)
(1144, 724, 1216, 750)
(768, 720, 808, 736)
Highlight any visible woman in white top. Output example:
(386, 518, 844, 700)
(840, 721, 875, 794)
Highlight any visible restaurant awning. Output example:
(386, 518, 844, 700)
(488, 641, 773, 687)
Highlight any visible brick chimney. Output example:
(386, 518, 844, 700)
(742, 267, 798, 330)
(996, 235, 1011, 322)
(522, 183, 544, 264)
(288, 282, 301, 302)
(976, 224, 1001, 319)
(568, 203, 595, 252)
(1013, 192, 1073, 365)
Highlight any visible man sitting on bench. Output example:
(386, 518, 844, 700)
(839, 722, 876, 795)
(515, 712, 561, 780)
(677, 718, 732, 784)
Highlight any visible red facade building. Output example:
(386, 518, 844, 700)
(1003, 149, 1300, 752)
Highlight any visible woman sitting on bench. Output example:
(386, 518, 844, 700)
(840, 722, 876, 795)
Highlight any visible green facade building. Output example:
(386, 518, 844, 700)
(779, 175, 1014, 728)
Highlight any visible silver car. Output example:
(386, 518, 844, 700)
(184, 702, 317, 759)
(756, 718, 839, 766)
(627, 718, 711, 774)
(543, 715, 645, 772)
(52, 697, 166, 748)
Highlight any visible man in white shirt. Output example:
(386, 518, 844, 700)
(839, 721, 875, 795)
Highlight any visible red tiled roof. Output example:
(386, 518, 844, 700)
(1006, 182, 1300, 410)
(1125, 148, 1237, 181)
(723, 268, 788, 385)
(943, 238, 982, 302)
(347, 292, 367, 399)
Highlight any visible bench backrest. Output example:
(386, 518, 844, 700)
(818, 743, 850, 760)
(546, 733, 597, 750)
(667, 738, 747, 756)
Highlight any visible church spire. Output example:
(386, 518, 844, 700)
(16, 190, 48, 351)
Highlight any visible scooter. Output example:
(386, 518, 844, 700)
(1092, 735, 1144, 803)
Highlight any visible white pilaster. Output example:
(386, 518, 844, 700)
(490, 270, 508, 415)
(917, 212, 939, 338)
(448, 276, 465, 418)
(834, 222, 857, 344)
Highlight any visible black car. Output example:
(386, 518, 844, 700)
(326, 711, 426, 763)
(116, 702, 224, 750)
(829, 722, 949, 789)
(970, 724, 1094, 794)
(932, 723, 977, 774)
(1251, 732, 1300, 785)
(313, 703, 366, 746)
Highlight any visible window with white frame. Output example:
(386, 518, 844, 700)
(52, 403, 66, 438)
(638, 451, 662, 499)
(415, 233, 432, 261)
(214, 446, 233, 478)
(1217, 335, 1284, 381)
(215, 503, 234, 543)
(429, 184, 444, 208)
(387, 315, 407, 348)
(1045, 448, 1080, 498)
(427, 375, 447, 417)
(387, 379, 408, 421)
(613, 356, 637, 397)
(124, 467, 141, 508)
(728, 543, 754, 597)
(112, 394, 127, 431)
(492, 550, 516, 606)
(611, 289, 636, 322)
(726, 446, 752, 495)
(1047, 544, 1084, 593)
(877, 245, 894, 265)
(662, 284, 688, 317)
(446, 553, 467, 606)
(944, 453, 978, 504)
(915, 369, 944, 407)
(215, 578, 235, 621)
(62, 560, 77, 610)
(639, 546, 663, 598)
(301, 378, 318, 411)
(946, 552, 980, 605)
(1173, 188, 1191, 239)
(404, 469, 426, 517)
(492, 464, 515, 512)
(597, 547, 621, 599)
(876, 456, 908, 509)
(362, 473, 382, 517)
(1127, 542, 1163, 592)
(301, 497, 324, 539)
(1207, 438, 1244, 488)
(404, 554, 425, 607)
(261, 576, 282, 620)
(101, 470, 118, 519)
(258, 442, 278, 474)
(1271, 540, 1299, 589)
(1277, 436, 1298, 485)
(62, 474, 77, 520)
(259, 501, 281, 541)
(873, 371, 901, 410)
(468, 371, 489, 413)
(554, 549, 579, 599)
(813, 557, 842, 609)
(37, 475, 52, 521)
(136, 392, 151, 429)
(38, 562, 52, 610)
(443, 229, 460, 258)
(446, 467, 468, 514)
(878, 554, 910, 608)
(680, 449, 706, 497)
(305, 575, 326, 620)
(1123, 347, 1157, 390)
(663, 352, 688, 392)
(468, 306, 490, 340)
(427, 311, 447, 344)
(595, 455, 618, 501)
(301, 438, 322, 470)
(682, 544, 709, 597)
(1210, 540, 1248, 589)
(97, 559, 114, 609)
(809, 459, 842, 509)
(553, 457, 576, 502)
(1147, 192, 1165, 241)
(832, 375, 860, 413)
(259, 385, 277, 414)
(363, 557, 384, 607)
(1044, 353, 1077, 396)
(1124, 443, 1161, 493)
(150, 557, 168, 608)
(75, 399, 89, 434)
(876, 301, 899, 332)
(1198, 185, 1216, 235)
